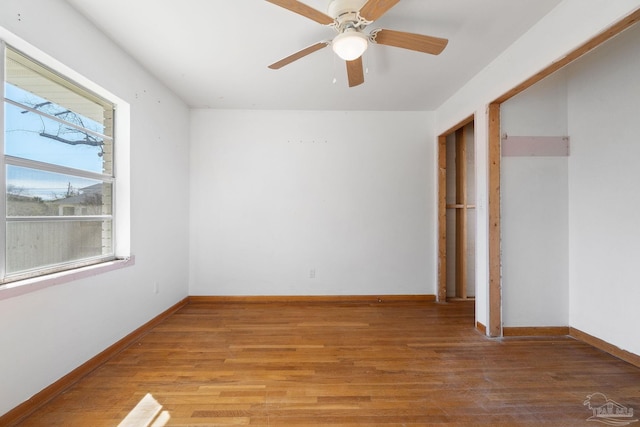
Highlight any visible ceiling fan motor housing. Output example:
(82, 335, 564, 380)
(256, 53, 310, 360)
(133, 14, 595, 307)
(328, 0, 369, 26)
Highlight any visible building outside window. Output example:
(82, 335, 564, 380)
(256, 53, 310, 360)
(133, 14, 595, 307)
(1, 45, 116, 284)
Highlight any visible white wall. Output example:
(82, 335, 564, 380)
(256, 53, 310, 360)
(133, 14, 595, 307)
(435, 0, 640, 333)
(437, 0, 640, 134)
(190, 110, 436, 296)
(567, 23, 640, 355)
(500, 71, 569, 326)
(0, 0, 190, 417)
(1, 0, 638, 419)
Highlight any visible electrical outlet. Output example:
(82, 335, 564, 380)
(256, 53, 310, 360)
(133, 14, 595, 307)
(154, 282, 160, 294)
(309, 269, 316, 279)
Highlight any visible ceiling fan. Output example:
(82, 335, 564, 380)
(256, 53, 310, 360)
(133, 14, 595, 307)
(266, 0, 448, 87)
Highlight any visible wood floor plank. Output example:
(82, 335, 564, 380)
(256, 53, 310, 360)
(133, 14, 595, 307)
(13, 300, 640, 426)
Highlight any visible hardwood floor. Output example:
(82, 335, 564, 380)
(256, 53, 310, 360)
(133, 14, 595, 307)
(16, 300, 640, 426)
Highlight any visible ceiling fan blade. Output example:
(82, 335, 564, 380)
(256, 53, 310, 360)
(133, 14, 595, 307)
(359, 0, 401, 22)
(265, 0, 334, 25)
(372, 29, 448, 55)
(346, 56, 365, 87)
(268, 42, 330, 69)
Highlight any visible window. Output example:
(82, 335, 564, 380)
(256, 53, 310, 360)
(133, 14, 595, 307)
(1, 45, 117, 284)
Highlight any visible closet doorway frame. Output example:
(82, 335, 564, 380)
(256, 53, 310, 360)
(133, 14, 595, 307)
(437, 6, 640, 337)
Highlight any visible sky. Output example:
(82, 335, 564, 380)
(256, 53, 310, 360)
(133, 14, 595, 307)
(5, 83, 108, 200)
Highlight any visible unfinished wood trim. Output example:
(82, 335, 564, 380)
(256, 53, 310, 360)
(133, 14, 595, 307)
(476, 321, 487, 335)
(503, 327, 570, 337)
(488, 103, 502, 337)
(437, 114, 474, 304)
(570, 327, 640, 369)
(189, 295, 437, 304)
(437, 135, 448, 302)
(439, 114, 475, 139)
(482, 5, 640, 349)
(494, 8, 640, 104)
(0, 297, 189, 427)
(455, 127, 468, 299)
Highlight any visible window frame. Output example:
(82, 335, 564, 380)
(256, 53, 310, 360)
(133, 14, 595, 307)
(0, 38, 132, 292)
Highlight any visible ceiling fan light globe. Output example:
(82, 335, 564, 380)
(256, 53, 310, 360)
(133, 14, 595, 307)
(332, 31, 368, 61)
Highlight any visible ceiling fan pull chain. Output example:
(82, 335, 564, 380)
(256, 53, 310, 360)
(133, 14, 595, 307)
(332, 49, 338, 84)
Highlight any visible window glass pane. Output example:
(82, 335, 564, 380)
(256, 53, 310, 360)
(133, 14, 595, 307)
(4, 101, 109, 174)
(6, 165, 112, 216)
(2, 46, 117, 283)
(5, 83, 107, 136)
(6, 220, 113, 275)
(5, 48, 109, 130)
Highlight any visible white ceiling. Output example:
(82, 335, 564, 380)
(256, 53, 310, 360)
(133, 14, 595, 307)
(65, 0, 562, 111)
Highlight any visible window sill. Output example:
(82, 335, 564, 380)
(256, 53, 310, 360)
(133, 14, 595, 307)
(0, 256, 135, 301)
